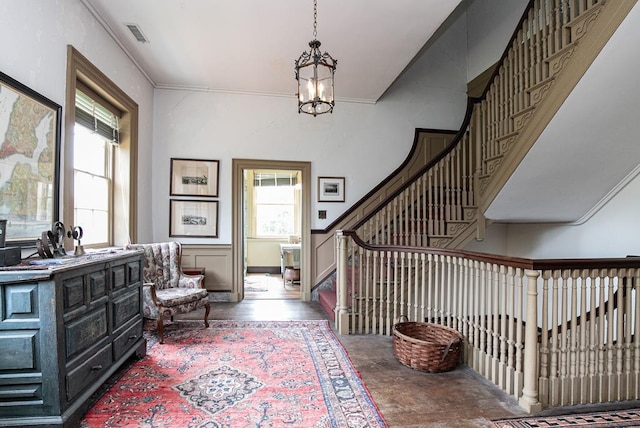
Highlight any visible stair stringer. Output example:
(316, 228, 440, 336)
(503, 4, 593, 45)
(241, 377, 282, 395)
(479, 0, 638, 214)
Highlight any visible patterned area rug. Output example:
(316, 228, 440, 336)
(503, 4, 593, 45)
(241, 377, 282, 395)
(491, 408, 640, 427)
(81, 320, 387, 427)
(244, 276, 269, 292)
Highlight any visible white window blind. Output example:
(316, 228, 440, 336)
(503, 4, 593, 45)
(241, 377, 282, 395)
(253, 172, 297, 187)
(75, 86, 120, 144)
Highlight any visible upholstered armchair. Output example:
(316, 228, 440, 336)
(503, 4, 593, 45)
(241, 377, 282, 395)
(126, 242, 210, 343)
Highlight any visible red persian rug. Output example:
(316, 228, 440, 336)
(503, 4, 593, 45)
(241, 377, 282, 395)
(81, 320, 387, 427)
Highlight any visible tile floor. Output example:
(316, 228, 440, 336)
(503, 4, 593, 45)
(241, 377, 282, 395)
(179, 299, 529, 427)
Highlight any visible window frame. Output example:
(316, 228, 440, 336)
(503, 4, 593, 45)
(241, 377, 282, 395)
(64, 45, 138, 249)
(72, 123, 114, 246)
(247, 170, 301, 239)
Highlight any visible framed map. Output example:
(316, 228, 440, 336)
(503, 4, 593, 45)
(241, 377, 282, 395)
(0, 71, 61, 246)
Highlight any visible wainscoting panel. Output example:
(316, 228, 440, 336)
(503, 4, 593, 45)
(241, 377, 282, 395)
(181, 245, 233, 292)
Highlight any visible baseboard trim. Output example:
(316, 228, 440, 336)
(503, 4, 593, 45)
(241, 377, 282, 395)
(246, 266, 281, 275)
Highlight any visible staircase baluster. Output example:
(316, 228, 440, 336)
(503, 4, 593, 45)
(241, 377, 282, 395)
(578, 269, 589, 404)
(633, 269, 640, 399)
(623, 269, 634, 399)
(615, 268, 625, 401)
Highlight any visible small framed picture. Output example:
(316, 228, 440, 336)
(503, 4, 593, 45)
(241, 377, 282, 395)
(318, 176, 345, 202)
(170, 158, 219, 197)
(170, 200, 219, 238)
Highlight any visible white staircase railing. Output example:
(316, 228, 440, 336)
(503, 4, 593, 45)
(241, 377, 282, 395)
(336, 230, 640, 411)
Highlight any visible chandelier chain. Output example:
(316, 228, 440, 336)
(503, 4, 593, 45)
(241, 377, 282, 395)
(313, 0, 317, 40)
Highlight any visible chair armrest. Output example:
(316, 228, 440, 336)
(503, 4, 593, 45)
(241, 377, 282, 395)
(143, 282, 160, 307)
(178, 273, 205, 289)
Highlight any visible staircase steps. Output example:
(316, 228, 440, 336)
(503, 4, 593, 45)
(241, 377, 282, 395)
(318, 286, 336, 322)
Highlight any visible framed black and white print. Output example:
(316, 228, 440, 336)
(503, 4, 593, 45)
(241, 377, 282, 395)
(318, 176, 345, 202)
(170, 199, 219, 238)
(170, 158, 219, 197)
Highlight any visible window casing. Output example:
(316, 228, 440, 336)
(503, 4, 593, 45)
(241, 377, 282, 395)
(65, 46, 138, 249)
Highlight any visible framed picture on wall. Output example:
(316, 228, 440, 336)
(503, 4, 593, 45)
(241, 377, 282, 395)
(170, 199, 219, 238)
(318, 176, 345, 202)
(170, 158, 219, 197)
(0, 71, 62, 246)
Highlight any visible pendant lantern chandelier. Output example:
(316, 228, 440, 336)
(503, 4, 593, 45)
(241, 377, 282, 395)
(294, 0, 337, 116)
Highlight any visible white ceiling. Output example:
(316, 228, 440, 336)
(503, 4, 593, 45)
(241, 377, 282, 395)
(82, 0, 462, 103)
(81, 0, 639, 225)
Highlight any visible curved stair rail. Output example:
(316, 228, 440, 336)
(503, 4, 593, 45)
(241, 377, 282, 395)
(340, 0, 633, 254)
(336, 230, 640, 411)
(356, 101, 479, 249)
(311, 0, 636, 290)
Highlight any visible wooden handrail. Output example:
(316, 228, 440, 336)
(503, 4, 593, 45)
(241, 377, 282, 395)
(310, 127, 458, 235)
(340, 229, 640, 271)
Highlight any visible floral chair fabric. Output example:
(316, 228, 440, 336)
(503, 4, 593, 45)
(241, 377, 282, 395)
(126, 242, 210, 343)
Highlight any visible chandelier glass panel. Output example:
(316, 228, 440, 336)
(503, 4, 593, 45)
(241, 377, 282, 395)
(295, 0, 336, 116)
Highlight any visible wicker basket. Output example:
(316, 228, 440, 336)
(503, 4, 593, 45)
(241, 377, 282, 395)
(393, 317, 462, 373)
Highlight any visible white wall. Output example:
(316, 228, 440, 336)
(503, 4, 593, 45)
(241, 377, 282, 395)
(467, 169, 640, 259)
(151, 6, 471, 244)
(0, 0, 155, 243)
(466, 0, 529, 81)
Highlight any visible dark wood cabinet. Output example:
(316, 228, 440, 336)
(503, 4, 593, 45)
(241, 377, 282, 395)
(0, 250, 146, 427)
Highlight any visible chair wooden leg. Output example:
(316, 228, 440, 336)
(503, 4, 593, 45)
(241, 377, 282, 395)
(157, 317, 164, 344)
(203, 302, 210, 328)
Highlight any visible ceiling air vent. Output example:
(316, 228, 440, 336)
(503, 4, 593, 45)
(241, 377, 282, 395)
(125, 23, 149, 43)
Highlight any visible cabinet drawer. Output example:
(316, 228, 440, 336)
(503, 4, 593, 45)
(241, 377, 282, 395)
(128, 261, 141, 284)
(113, 321, 143, 361)
(0, 381, 43, 406)
(63, 276, 85, 313)
(66, 343, 112, 401)
(111, 264, 126, 290)
(65, 306, 108, 359)
(112, 289, 141, 328)
(89, 270, 107, 301)
(0, 330, 38, 371)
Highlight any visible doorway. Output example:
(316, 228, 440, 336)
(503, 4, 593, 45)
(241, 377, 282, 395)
(232, 159, 312, 302)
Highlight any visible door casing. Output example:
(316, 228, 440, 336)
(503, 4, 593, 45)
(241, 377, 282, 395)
(232, 158, 312, 301)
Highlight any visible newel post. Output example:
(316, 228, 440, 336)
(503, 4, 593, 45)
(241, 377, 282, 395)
(335, 231, 349, 335)
(520, 269, 542, 412)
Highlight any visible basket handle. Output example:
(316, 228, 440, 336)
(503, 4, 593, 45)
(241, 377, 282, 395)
(396, 315, 409, 324)
(441, 338, 457, 362)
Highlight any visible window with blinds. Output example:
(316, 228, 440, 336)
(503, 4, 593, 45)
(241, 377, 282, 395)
(73, 87, 119, 246)
(252, 172, 299, 237)
(75, 86, 120, 144)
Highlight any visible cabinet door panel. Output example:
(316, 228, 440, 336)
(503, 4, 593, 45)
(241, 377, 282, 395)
(89, 271, 107, 301)
(2, 283, 39, 321)
(63, 276, 85, 313)
(0, 330, 38, 371)
(128, 261, 140, 284)
(65, 306, 108, 358)
(112, 265, 126, 290)
(112, 290, 140, 328)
